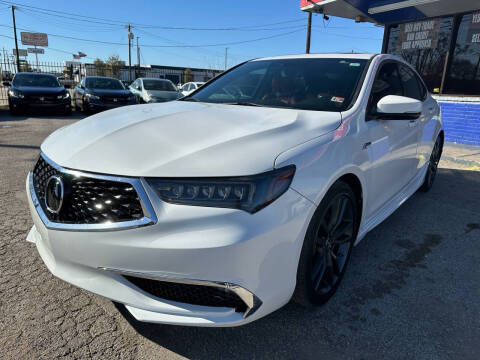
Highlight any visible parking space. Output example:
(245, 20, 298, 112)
(0, 111, 479, 359)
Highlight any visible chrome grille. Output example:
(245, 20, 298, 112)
(32, 155, 145, 225)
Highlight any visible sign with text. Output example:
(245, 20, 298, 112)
(398, 19, 440, 51)
(468, 12, 480, 43)
(28, 48, 44, 54)
(20, 32, 48, 47)
(13, 49, 27, 57)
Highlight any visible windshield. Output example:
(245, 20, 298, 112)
(143, 79, 176, 91)
(190, 58, 368, 112)
(13, 74, 60, 88)
(86, 77, 125, 90)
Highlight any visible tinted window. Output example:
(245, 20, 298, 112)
(13, 74, 60, 88)
(143, 79, 176, 91)
(398, 64, 422, 100)
(387, 17, 454, 93)
(85, 77, 124, 90)
(190, 58, 368, 112)
(444, 12, 480, 95)
(369, 62, 403, 114)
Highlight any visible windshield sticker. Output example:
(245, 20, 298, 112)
(331, 96, 345, 103)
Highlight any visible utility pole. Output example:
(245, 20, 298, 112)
(136, 37, 140, 67)
(305, 12, 312, 54)
(127, 24, 133, 82)
(11, 5, 20, 72)
(224, 47, 228, 71)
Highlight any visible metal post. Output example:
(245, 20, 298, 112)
(306, 12, 312, 54)
(136, 37, 140, 67)
(11, 6, 20, 72)
(34, 45, 39, 72)
(224, 47, 228, 70)
(127, 24, 132, 82)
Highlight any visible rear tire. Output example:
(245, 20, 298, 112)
(293, 181, 358, 307)
(419, 135, 443, 192)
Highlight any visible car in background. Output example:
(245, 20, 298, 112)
(5, 72, 71, 115)
(73, 76, 136, 114)
(180, 81, 205, 96)
(129, 78, 180, 103)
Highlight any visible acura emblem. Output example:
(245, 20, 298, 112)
(113, 98, 118, 102)
(39, 97, 45, 101)
(45, 176, 64, 214)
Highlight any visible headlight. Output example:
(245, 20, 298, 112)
(8, 90, 24, 98)
(57, 92, 70, 99)
(86, 93, 100, 100)
(146, 165, 295, 213)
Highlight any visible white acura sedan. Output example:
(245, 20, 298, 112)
(26, 54, 443, 327)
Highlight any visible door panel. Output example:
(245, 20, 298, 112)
(364, 61, 420, 216)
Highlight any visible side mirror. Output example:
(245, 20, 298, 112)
(374, 95, 422, 120)
(3, 81, 11, 86)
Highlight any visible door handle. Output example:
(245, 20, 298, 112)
(408, 119, 418, 128)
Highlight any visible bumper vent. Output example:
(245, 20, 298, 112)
(32, 155, 145, 225)
(124, 275, 248, 313)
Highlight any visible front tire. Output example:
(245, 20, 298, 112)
(293, 181, 358, 306)
(419, 135, 443, 192)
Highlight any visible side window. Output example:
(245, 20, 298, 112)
(415, 73, 427, 100)
(398, 64, 422, 101)
(369, 62, 403, 114)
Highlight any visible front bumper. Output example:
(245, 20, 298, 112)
(86, 99, 136, 112)
(26, 171, 314, 326)
(10, 97, 71, 110)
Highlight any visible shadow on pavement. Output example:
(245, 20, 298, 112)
(114, 167, 480, 359)
(0, 108, 86, 122)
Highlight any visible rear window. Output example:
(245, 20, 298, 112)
(13, 74, 60, 88)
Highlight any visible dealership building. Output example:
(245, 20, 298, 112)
(301, 0, 480, 146)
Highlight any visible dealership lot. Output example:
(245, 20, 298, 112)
(0, 112, 479, 359)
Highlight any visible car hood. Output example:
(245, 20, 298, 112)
(14, 86, 66, 95)
(41, 101, 342, 177)
(86, 89, 132, 97)
(146, 90, 179, 100)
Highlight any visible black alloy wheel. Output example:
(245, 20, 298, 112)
(294, 181, 358, 306)
(419, 135, 443, 192)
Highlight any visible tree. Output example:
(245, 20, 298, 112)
(106, 55, 123, 79)
(93, 58, 106, 76)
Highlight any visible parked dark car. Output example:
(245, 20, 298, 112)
(73, 76, 136, 113)
(5, 72, 71, 115)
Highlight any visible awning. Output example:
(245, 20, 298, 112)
(300, 0, 480, 24)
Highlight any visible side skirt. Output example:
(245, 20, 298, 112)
(355, 163, 428, 246)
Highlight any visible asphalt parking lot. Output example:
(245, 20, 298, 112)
(0, 111, 479, 360)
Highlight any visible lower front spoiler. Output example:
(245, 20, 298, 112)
(27, 225, 263, 327)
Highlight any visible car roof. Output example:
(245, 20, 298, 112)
(86, 76, 120, 80)
(14, 72, 56, 77)
(253, 53, 377, 61)
(140, 78, 171, 82)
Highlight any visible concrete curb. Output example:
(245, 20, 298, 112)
(442, 155, 480, 168)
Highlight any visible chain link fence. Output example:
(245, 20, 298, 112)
(0, 58, 222, 105)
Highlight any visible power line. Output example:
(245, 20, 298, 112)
(0, 0, 307, 31)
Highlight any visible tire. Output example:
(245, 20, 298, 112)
(293, 181, 359, 307)
(419, 135, 443, 192)
(9, 104, 20, 116)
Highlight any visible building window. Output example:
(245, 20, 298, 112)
(386, 16, 454, 94)
(444, 12, 480, 95)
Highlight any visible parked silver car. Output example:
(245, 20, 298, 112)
(129, 78, 181, 103)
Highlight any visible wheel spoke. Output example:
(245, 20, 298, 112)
(333, 219, 354, 242)
(330, 197, 348, 233)
(312, 249, 327, 290)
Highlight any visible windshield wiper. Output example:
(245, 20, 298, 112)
(224, 102, 265, 107)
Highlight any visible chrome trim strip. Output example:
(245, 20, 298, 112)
(28, 153, 158, 232)
(99, 267, 262, 318)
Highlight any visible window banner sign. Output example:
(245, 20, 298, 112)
(468, 12, 480, 44)
(397, 19, 440, 51)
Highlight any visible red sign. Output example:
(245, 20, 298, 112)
(300, 0, 325, 8)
